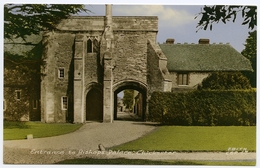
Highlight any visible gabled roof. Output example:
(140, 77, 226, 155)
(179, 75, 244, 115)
(159, 44, 252, 72)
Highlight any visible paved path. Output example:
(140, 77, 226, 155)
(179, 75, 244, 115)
(3, 119, 158, 164)
(117, 111, 142, 121)
(3, 115, 256, 164)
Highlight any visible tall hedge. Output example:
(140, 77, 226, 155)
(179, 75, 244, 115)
(149, 90, 256, 126)
(198, 72, 252, 90)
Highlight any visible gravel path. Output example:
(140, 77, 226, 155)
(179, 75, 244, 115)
(3, 116, 256, 164)
(3, 120, 158, 164)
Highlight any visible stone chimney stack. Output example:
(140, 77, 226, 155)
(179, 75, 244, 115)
(166, 38, 175, 44)
(199, 38, 210, 44)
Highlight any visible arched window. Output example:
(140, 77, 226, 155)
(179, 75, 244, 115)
(87, 39, 92, 53)
(87, 37, 99, 53)
(93, 39, 99, 53)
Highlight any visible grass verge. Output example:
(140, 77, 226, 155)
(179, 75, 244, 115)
(111, 126, 256, 152)
(57, 158, 256, 166)
(4, 121, 82, 140)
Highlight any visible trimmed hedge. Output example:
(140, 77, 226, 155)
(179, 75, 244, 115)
(198, 72, 252, 90)
(149, 90, 256, 126)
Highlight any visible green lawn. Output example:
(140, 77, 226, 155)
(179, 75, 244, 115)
(57, 158, 256, 166)
(112, 126, 256, 152)
(4, 121, 82, 140)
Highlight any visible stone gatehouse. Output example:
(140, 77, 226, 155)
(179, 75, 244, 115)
(41, 5, 172, 123)
(4, 5, 252, 123)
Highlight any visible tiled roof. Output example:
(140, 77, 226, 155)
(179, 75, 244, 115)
(159, 44, 252, 72)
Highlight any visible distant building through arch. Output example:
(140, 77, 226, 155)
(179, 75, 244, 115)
(113, 80, 147, 121)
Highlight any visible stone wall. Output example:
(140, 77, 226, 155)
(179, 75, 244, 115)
(147, 40, 172, 95)
(4, 87, 29, 121)
(57, 16, 158, 32)
(84, 52, 102, 86)
(113, 31, 148, 84)
(113, 16, 158, 31)
(4, 60, 40, 121)
(41, 32, 75, 122)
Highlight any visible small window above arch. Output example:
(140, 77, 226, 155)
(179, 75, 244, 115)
(87, 37, 99, 53)
(93, 39, 99, 53)
(87, 39, 92, 53)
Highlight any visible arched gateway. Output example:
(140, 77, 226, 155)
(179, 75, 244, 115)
(113, 80, 147, 121)
(40, 5, 176, 123)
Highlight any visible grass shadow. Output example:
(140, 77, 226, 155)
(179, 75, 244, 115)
(56, 158, 256, 166)
(4, 121, 31, 129)
(56, 158, 204, 165)
(131, 122, 162, 127)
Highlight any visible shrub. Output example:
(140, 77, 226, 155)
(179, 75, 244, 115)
(198, 72, 252, 90)
(149, 90, 256, 126)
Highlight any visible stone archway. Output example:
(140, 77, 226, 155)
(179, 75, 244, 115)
(86, 88, 103, 121)
(113, 80, 147, 121)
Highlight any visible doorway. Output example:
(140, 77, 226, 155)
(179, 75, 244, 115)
(86, 88, 103, 121)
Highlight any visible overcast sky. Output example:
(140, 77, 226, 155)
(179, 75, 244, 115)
(80, 4, 256, 52)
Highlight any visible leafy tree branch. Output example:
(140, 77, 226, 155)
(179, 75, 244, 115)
(4, 4, 89, 40)
(195, 5, 257, 31)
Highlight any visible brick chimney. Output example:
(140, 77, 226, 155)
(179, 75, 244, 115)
(199, 38, 210, 44)
(166, 38, 175, 44)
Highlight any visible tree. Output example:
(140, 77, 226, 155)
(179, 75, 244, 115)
(122, 89, 134, 109)
(241, 30, 257, 87)
(4, 4, 89, 40)
(198, 72, 252, 90)
(196, 5, 257, 31)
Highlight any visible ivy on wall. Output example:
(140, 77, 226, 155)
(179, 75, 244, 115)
(4, 43, 42, 121)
